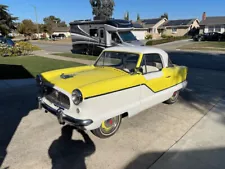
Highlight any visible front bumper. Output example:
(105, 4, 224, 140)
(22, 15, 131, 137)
(38, 97, 93, 128)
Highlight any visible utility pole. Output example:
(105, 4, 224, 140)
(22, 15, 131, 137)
(31, 5, 39, 39)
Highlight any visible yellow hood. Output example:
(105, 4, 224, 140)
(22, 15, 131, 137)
(41, 66, 128, 93)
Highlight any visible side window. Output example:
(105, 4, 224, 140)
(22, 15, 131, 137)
(100, 30, 104, 38)
(90, 29, 98, 37)
(168, 57, 174, 67)
(141, 54, 163, 74)
(111, 33, 121, 43)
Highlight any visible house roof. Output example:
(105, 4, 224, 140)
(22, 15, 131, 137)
(53, 27, 70, 32)
(200, 16, 225, 26)
(159, 19, 196, 28)
(132, 22, 144, 28)
(140, 18, 164, 27)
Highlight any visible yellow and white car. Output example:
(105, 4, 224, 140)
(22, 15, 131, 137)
(37, 46, 188, 138)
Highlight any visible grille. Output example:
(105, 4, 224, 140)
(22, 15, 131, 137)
(44, 86, 70, 109)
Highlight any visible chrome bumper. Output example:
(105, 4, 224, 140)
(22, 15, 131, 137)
(38, 97, 93, 127)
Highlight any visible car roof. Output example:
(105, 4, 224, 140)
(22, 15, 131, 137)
(103, 46, 167, 54)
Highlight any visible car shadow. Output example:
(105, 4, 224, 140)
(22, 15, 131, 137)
(0, 85, 38, 167)
(48, 125, 96, 169)
(167, 51, 225, 116)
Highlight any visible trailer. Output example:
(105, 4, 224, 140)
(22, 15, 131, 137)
(70, 19, 144, 55)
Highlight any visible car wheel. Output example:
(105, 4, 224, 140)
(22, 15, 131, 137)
(165, 91, 180, 104)
(91, 115, 122, 138)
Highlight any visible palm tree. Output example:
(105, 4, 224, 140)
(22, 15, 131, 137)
(0, 4, 18, 36)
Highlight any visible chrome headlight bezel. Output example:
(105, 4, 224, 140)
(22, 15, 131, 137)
(72, 89, 83, 105)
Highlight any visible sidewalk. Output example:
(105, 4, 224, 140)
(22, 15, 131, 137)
(150, 96, 225, 169)
(33, 50, 95, 65)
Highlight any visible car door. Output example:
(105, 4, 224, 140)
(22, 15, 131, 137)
(140, 53, 171, 111)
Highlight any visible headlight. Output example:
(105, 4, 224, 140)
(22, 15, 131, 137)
(36, 75, 43, 86)
(72, 89, 83, 105)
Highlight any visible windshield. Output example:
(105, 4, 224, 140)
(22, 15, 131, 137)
(95, 51, 140, 73)
(119, 31, 137, 42)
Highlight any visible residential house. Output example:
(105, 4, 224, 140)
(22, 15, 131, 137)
(132, 22, 148, 40)
(200, 12, 225, 34)
(133, 18, 167, 39)
(159, 19, 200, 37)
(52, 27, 70, 37)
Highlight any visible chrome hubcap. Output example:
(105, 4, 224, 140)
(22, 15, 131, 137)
(100, 117, 120, 135)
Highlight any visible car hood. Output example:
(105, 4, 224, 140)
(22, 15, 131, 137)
(41, 66, 128, 94)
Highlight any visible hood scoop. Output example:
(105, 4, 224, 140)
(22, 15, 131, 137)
(60, 73, 76, 79)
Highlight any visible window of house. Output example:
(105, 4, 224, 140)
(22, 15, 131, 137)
(141, 54, 163, 74)
(208, 26, 214, 32)
(90, 29, 98, 37)
(215, 26, 221, 32)
(172, 28, 177, 33)
(100, 30, 104, 38)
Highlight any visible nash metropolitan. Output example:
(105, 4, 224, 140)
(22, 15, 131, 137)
(37, 46, 188, 138)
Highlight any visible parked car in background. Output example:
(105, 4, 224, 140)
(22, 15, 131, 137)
(194, 32, 224, 41)
(58, 34, 66, 39)
(37, 46, 188, 139)
(50, 34, 66, 40)
(0, 36, 15, 47)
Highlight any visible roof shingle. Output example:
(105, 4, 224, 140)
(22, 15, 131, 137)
(160, 19, 196, 28)
(200, 16, 225, 26)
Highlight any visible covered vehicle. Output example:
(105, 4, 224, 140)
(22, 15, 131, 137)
(37, 46, 188, 138)
(0, 36, 15, 46)
(194, 32, 223, 41)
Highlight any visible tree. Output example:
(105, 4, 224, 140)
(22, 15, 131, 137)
(161, 13, 168, 19)
(43, 15, 67, 35)
(58, 21, 67, 27)
(137, 13, 140, 21)
(0, 4, 18, 36)
(124, 11, 129, 21)
(90, 0, 115, 20)
(38, 24, 48, 33)
(17, 20, 37, 37)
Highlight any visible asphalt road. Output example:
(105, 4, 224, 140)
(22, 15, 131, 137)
(32, 41, 72, 53)
(32, 39, 194, 53)
(1, 49, 225, 168)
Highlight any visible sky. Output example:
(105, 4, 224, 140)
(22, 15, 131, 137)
(1, 0, 225, 24)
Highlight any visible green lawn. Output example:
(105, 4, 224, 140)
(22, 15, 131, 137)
(179, 42, 225, 51)
(53, 52, 98, 60)
(0, 56, 82, 79)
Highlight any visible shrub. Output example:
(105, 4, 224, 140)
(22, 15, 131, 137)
(145, 34, 152, 40)
(0, 41, 40, 57)
(161, 34, 174, 39)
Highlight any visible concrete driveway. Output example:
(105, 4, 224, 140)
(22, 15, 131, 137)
(1, 52, 225, 169)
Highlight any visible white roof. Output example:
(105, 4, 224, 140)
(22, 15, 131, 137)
(103, 46, 169, 67)
(104, 46, 164, 54)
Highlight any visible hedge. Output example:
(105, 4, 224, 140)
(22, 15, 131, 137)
(146, 36, 189, 46)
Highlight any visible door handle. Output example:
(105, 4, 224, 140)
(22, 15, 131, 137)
(166, 76, 171, 78)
